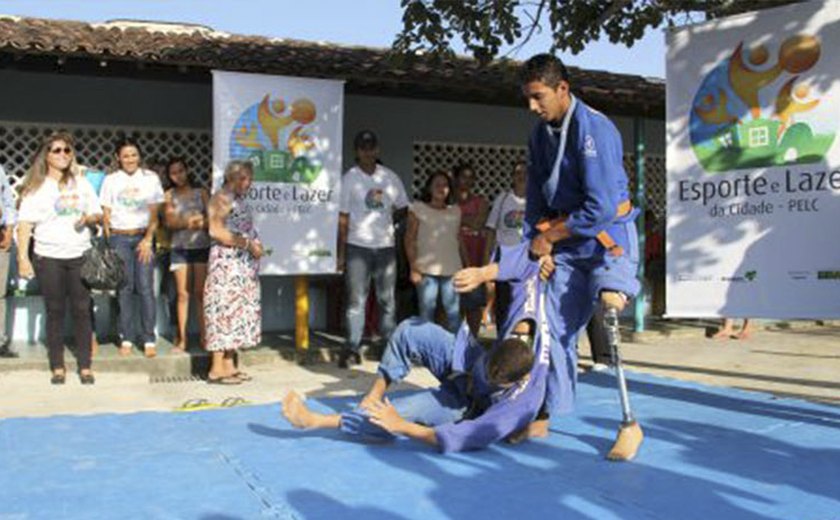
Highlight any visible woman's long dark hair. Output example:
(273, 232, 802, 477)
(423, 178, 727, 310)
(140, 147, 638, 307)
(421, 170, 454, 205)
(166, 156, 196, 189)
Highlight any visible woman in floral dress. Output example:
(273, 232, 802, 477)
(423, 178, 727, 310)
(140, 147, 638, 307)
(204, 160, 264, 384)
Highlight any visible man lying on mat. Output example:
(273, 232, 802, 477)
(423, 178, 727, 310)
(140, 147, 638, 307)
(281, 244, 552, 453)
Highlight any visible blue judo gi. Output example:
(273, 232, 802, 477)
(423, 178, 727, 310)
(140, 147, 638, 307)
(524, 95, 641, 416)
(338, 246, 550, 453)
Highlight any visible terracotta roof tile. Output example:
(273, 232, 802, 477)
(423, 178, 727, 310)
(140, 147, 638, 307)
(0, 15, 664, 117)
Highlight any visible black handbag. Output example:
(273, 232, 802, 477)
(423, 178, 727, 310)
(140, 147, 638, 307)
(81, 238, 126, 291)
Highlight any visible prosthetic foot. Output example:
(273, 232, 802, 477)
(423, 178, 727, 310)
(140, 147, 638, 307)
(601, 291, 644, 462)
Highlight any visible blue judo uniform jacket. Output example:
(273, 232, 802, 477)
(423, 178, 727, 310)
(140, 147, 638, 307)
(521, 95, 641, 416)
(433, 246, 551, 452)
(524, 95, 638, 260)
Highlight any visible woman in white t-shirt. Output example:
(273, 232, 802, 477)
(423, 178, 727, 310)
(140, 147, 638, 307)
(484, 160, 527, 330)
(16, 132, 102, 385)
(405, 171, 463, 332)
(99, 139, 165, 358)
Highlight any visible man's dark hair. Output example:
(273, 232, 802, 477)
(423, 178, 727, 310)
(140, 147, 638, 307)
(486, 337, 534, 387)
(519, 53, 570, 89)
(453, 162, 474, 180)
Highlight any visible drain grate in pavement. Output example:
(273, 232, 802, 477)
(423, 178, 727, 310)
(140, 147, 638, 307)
(149, 375, 205, 384)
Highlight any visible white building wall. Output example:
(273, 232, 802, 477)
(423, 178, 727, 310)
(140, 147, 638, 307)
(0, 68, 665, 340)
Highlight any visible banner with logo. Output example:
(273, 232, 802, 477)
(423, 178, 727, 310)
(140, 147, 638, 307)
(212, 71, 343, 275)
(666, 0, 840, 318)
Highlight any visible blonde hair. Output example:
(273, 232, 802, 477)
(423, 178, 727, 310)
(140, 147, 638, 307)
(223, 160, 254, 186)
(20, 132, 80, 198)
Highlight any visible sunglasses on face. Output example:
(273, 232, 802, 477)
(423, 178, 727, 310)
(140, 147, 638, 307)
(49, 147, 73, 155)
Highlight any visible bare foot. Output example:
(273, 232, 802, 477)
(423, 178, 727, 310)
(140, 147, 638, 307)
(711, 329, 733, 340)
(526, 419, 549, 438)
(359, 393, 380, 411)
(359, 377, 388, 411)
(282, 392, 315, 429)
(735, 330, 752, 340)
(506, 419, 549, 444)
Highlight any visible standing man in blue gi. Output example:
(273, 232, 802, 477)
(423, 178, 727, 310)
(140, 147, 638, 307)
(519, 54, 643, 460)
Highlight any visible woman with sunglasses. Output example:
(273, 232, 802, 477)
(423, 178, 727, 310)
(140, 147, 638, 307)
(99, 138, 164, 358)
(16, 132, 102, 384)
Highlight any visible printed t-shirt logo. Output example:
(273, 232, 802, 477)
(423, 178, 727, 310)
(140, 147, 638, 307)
(54, 189, 83, 217)
(503, 210, 524, 230)
(117, 186, 146, 209)
(365, 189, 385, 210)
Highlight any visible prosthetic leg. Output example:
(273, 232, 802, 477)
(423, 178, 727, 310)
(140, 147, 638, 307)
(601, 291, 644, 461)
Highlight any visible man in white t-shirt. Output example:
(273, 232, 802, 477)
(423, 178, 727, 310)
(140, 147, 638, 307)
(337, 130, 409, 368)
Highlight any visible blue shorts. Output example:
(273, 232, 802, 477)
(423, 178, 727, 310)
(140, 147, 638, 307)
(170, 248, 209, 270)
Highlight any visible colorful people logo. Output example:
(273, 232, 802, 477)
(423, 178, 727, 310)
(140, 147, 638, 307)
(690, 34, 832, 172)
(229, 94, 323, 183)
(116, 186, 146, 210)
(503, 209, 524, 230)
(364, 189, 385, 210)
(55, 190, 83, 217)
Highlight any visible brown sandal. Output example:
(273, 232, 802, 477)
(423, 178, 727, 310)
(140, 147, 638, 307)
(207, 375, 242, 385)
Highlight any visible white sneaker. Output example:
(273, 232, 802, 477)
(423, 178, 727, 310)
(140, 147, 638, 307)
(590, 362, 611, 373)
(119, 341, 133, 356)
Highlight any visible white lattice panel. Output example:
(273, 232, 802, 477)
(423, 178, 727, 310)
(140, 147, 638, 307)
(0, 121, 212, 194)
(412, 141, 527, 201)
(413, 140, 665, 222)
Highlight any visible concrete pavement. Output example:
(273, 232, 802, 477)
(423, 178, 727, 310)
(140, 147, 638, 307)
(0, 321, 837, 419)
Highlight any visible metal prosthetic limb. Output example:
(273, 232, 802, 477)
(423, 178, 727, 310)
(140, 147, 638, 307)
(601, 291, 644, 462)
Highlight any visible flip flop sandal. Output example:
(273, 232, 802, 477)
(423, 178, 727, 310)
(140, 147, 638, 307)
(174, 399, 219, 412)
(220, 397, 249, 408)
(232, 371, 253, 382)
(207, 375, 243, 385)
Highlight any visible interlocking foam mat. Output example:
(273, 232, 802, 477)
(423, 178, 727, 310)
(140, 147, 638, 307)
(1, 371, 838, 519)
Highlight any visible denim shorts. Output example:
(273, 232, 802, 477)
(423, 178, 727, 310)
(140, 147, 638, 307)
(170, 247, 209, 270)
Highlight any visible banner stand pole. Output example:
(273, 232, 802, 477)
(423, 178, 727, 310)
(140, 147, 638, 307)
(295, 276, 309, 362)
(634, 116, 647, 333)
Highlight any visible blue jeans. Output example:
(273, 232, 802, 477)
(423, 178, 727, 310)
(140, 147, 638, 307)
(344, 244, 396, 352)
(416, 275, 459, 333)
(339, 318, 468, 440)
(111, 234, 156, 345)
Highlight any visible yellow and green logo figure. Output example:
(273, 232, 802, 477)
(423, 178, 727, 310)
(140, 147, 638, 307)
(228, 94, 323, 183)
(690, 35, 832, 172)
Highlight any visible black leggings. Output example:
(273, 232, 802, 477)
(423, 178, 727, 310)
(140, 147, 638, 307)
(35, 256, 92, 371)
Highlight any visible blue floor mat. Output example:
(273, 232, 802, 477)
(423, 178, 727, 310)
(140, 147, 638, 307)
(1, 371, 838, 519)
